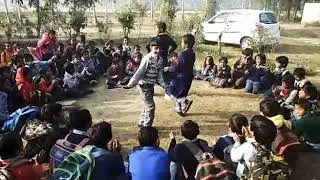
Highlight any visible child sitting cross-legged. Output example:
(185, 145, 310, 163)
(245, 54, 269, 94)
(195, 56, 217, 82)
(273, 74, 298, 108)
(292, 99, 320, 151)
(293, 67, 311, 90)
(210, 57, 232, 88)
(36, 67, 61, 102)
(105, 59, 123, 89)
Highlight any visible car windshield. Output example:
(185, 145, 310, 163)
(259, 13, 278, 24)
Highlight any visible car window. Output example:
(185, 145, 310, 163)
(228, 13, 243, 22)
(259, 13, 278, 24)
(211, 13, 230, 23)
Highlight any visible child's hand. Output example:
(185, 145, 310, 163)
(169, 131, 176, 140)
(107, 139, 121, 153)
(232, 133, 241, 143)
(210, 137, 217, 146)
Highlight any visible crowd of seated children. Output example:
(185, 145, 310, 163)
(210, 57, 232, 88)
(195, 56, 217, 82)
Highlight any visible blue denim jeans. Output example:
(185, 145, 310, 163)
(245, 80, 261, 94)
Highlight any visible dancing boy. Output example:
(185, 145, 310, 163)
(124, 38, 167, 127)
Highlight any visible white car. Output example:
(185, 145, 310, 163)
(201, 9, 280, 49)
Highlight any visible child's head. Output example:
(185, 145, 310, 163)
(80, 34, 86, 43)
(157, 21, 167, 34)
(138, 126, 159, 147)
(48, 29, 56, 39)
(70, 37, 77, 45)
(134, 44, 141, 54)
(41, 103, 63, 124)
(88, 121, 112, 149)
(169, 52, 178, 64)
(250, 115, 277, 149)
(255, 54, 266, 66)
(181, 120, 199, 140)
(63, 62, 75, 75)
(13, 54, 25, 67)
(149, 38, 161, 56)
(23, 53, 34, 66)
(229, 114, 248, 144)
(294, 99, 310, 117)
(242, 48, 253, 60)
(0, 132, 23, 159)
(123, 36, 129, 45)
(181, 34, 195, 49)
(39, 67, 53, 79)
(293, 67, 306, 81)
(259, 99, 281, 117)
(132, 52, 142, 64)
(219, 57, 228, 66)
(282, 74, 295, 88)
(82, 50, 90, 60)
(105, 40, 114, 47)
(204, 56, 214, 68)
(21, 66, 31, 81)
(275, 56, 289, 69)
(69, 109, 92, 131)
(299, 85, 318, 100)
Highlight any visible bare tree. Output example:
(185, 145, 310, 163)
(3, 0, 10, 23)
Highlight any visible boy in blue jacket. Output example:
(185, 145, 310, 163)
(165, 34, 195, 116)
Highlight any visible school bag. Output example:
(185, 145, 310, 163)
(1, 106, 40, 134)
(182, 140, 234, 180)
(272, 126, 301, 157)
(243, 142, 292, 180)
(195, 153, 235, 180)
(49, 133, 91, 168)
(53, 145, 107, 180)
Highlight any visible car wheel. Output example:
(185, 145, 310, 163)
(240, 37, 253, 50)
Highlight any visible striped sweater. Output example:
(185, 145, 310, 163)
(127, 52, 166, 88)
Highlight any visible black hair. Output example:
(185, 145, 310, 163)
(303, 85, 318, 100)
(219, 56, 228, 64)
(106, 40, 114, 46)
(0, 66, 11, 75)
(294, 99, 310, 112)
(260, 99, 281, 117)
(21, 66, 30, 78)
(250, 115, 277, 150)
(80, 34, 86, 42)
(150, 37, 161, 47)
(229, 114, 248, 144)
(69, 109, 92, 131)
(81, 49, 89, 56)
(48, 29, 56, 36)
(157, 22, 167, 33)
(132, 52, 143, 60)
(63, 62, 75, 74)
(23, 53, 34, 63)
(242, 48, 253, 57)
(181, 120, 200, 140)
(182, 34, 195, 48)
(276, 56, 289, 68)
(88, 122, 112, 149)
(41, 103, 63, 124)
(138, 126, 159, 147)
(203, 56, 214, 69)
(282, 74, 295, 88)
(123, 36, 129, 40)
(293, 68, 306, 79)
(134, 44, 141, 49)
(0, 132, 23, 159)
(169, 52, 178, 59)
(255, 53, 266, 65)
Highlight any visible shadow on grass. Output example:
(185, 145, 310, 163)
(276, 43, 320, 54)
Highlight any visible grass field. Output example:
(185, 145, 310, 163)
(77, 24, 320, 155)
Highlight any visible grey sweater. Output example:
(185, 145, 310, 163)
(127, 52, 166, 88)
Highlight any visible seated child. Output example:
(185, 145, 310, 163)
(232, 48, 254, 89)
(245, 53, 269, 94)
(122, 36, 132, 59)
(106, 60, 123, 89)
(121, 52, 142, 85)
(210, 57, 232, 88)
(273, 74, 298, 108)
(103, 40, 116, 57)
(293, 67, 311, 90)
(195, 56, 217, 82)
(15, 67, 37, 105)
(96, 51, 112, 74)
(298, 85, 320, 116)
(292, 99, 320, 151)
(36, 67, 61, 101)
(133, 44, 142, 56)
(82, 50, 98, 77)
(65, 37, 77, 62)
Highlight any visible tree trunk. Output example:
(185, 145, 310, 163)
(151, 0, 154, 19)
(93, 3, 98, 25)
(3, 0, 10, 23)
(105, 0, 108, 23)
(36, 0, 41, 37)
(181, 0, 184, 21)
(17, 3, 22, 21)
(51, 0, 55, 23)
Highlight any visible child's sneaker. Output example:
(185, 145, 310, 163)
(182, 99, 193, 115)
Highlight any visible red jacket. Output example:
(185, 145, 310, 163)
(16, 68, 35, 103)
(37, 78, 57, 94)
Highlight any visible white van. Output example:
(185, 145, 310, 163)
(201, 9, 280, 49)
